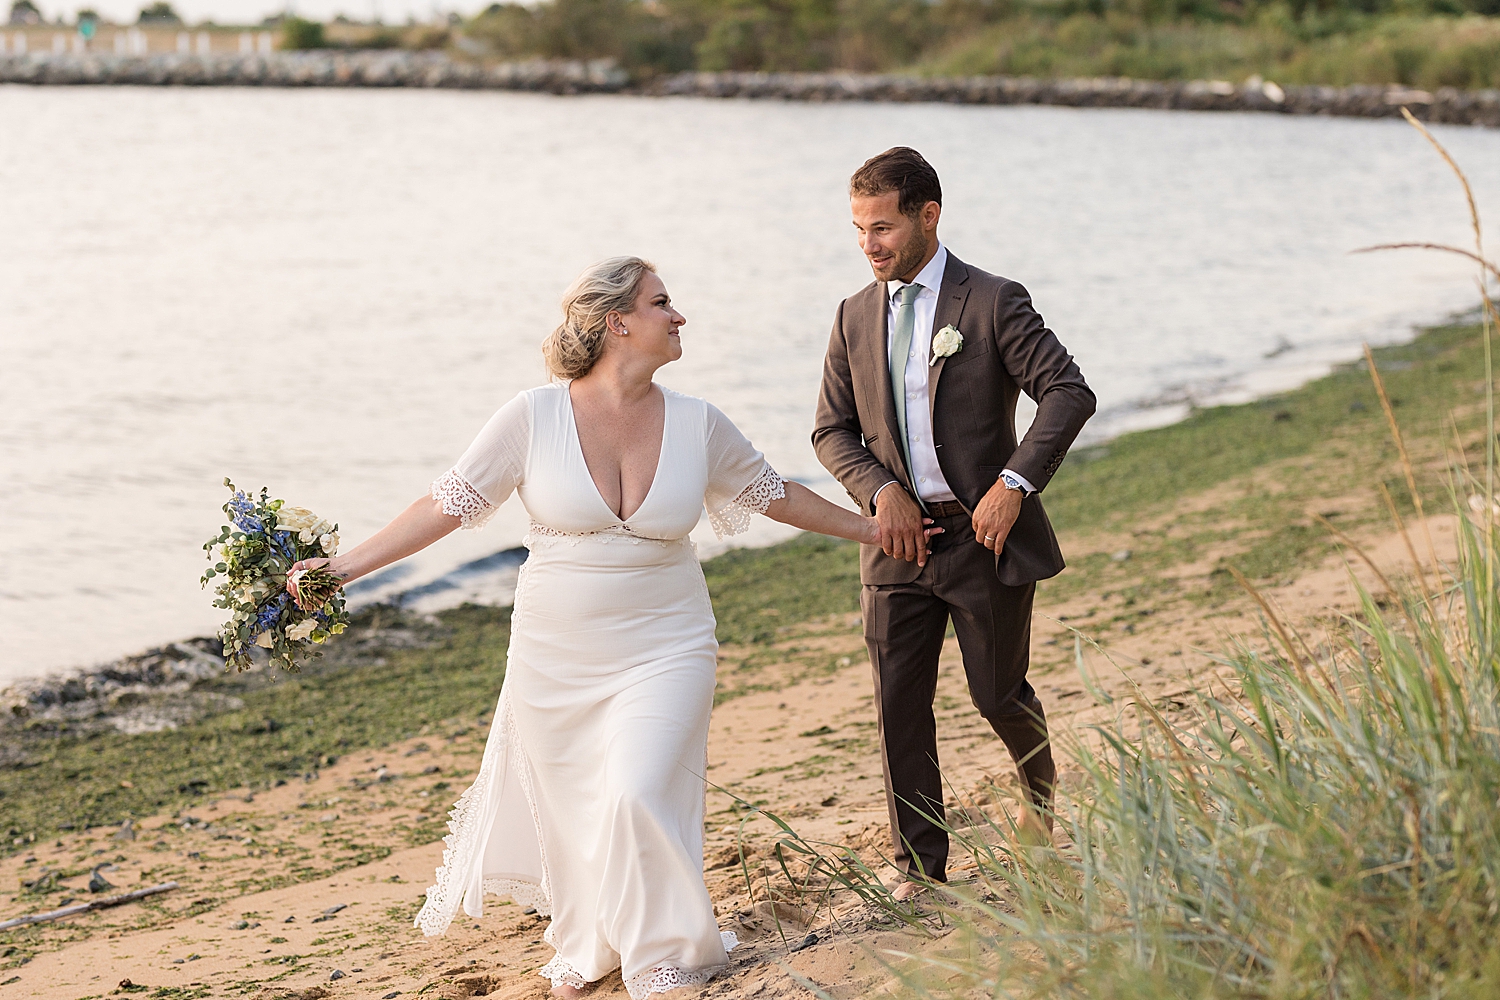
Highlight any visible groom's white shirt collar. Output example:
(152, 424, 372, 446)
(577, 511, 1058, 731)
(885, 242, 948, 304)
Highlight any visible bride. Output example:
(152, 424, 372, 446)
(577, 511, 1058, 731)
(290, 257, 938, 998)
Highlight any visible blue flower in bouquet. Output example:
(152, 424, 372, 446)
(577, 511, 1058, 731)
(226, 491, 265, 534)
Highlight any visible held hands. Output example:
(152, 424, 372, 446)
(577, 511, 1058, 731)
(869, 487, 944, 567)
(972, 478, 1023, 553)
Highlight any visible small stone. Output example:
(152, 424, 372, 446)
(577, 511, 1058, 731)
(1111, 549, 1132, 562)
(383, 993, 401, 999)
(522, 906, 537, 915)
(283, 915, 296, 923)
(112, 820, 135, 842)
(172, 959, 184, 965)
(88, 869, 115, 894)
(323, 903, 347, 914)
(231, 920, 250, 930)
(329, 969, 346, 980)
(791, 932, 818, 952)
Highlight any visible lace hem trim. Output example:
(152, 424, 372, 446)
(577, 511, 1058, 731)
(431, 468, 497, 530)
(482, 877, 552, 917)
(624, 931, 741, 999)
(707, 464, 786, 539)
(413, 694, 552, 937)
(539, 931, 740, 998)
(413, 693, 509, 937)
(539, 954, 590, 991)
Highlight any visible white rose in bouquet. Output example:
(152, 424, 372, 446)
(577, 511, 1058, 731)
(286, 619, 319, 642)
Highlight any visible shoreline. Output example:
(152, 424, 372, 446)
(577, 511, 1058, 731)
(0, 303, 1478, 711)
(3, 51, 1498, 126)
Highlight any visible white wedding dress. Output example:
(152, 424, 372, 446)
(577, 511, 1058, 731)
(413, 383, 785, 998)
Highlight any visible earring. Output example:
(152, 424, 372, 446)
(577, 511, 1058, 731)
(620, 327, 629, 336)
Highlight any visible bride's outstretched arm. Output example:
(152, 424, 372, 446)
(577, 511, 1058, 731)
(289, 496, 459, 602)
(763, 482, 942, 566)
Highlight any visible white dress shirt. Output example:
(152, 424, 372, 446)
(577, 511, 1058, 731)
(871, 242, 1037, 513)
(884, 244, 957, 504)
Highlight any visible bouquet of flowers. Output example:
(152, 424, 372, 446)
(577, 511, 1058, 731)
(202, 479, 350, 672)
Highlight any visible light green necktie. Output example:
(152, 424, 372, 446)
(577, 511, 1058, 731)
(889, 282, 925, 510)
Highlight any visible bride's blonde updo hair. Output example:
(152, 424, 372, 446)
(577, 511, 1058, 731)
(542, 256, 657, 381)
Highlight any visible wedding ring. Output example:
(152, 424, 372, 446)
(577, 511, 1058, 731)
(984, 535, 995, 541)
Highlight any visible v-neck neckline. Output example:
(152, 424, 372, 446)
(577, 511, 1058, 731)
(564, 383, 668, 525)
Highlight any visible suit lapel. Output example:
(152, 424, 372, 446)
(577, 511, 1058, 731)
(865, 283, 903, 463)
(928, 254, 971, 422)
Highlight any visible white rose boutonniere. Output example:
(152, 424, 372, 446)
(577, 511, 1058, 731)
(931, 325, 963, 366)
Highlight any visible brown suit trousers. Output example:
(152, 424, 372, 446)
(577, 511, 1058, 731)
(812, 252, 1095, 881)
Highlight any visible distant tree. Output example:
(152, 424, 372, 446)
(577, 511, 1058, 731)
(8, 0, 42, 25)
(137, 1, 181, 24)
(281, 16, 327, 49)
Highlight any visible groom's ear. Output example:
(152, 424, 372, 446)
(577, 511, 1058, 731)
(919, 201, 941, 235)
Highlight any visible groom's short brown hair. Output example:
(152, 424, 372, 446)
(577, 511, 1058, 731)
(850, 147, 942, 218)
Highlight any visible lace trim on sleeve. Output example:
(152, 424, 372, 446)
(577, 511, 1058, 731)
(431, 468, 497, 530)
(707, 464, 785, 539)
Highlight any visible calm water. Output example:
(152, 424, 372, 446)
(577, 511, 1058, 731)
(4, 86, 1500, 681)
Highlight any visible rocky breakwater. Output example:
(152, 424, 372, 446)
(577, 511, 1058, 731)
(0, 639, 234, 763)
(4, 52, 1497, 125)
(0, 50, 629, 93)
(650, 71, 1500, 127)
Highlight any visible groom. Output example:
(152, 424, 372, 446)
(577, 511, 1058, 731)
(813, 147, 1095, 893)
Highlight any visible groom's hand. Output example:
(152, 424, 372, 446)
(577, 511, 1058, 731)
(875, 486, 931, 566)
(972, 480, 1023, 553)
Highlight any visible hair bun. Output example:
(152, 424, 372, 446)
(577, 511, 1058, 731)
(541, 256, 656, 381)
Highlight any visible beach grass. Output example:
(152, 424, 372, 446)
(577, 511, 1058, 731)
(895, 510, 1500, 998)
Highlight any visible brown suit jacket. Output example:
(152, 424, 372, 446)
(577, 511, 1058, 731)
(812, 252, 1096, 587)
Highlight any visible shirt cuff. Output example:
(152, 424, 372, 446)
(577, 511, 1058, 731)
(870, 480, 900, 512)
(1001, 469, 1039, 495)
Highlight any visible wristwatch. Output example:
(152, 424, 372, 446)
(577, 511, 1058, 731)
(1000, 470, 1033, 497)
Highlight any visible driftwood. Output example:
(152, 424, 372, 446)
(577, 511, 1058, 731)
(0, 881, 179, 931)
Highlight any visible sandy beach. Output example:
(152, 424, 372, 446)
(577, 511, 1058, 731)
(0, 506, 1460, 999)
